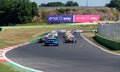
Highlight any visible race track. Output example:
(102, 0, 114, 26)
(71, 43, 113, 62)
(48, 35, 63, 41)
(6, 32, 120, 72)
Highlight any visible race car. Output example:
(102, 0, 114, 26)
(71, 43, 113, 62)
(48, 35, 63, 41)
(38, 35, 49, 43)
(64, 34, 76, 43)
(63, 31, 72, 38)
(52, 32, 58, 38)
(44, 37, 59, 46)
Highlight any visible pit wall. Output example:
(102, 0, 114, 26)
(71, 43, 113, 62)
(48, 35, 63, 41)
(94, 33, 120, 50)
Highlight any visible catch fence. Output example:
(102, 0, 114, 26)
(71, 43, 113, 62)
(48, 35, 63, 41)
(98, 23, 120, 41)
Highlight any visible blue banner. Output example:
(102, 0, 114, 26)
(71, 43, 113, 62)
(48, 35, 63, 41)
(47, 15, 73, 23)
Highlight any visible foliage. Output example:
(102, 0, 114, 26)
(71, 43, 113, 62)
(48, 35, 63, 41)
(0, 0, 38, 26)
(65, 1, 79, 6)
(39, 1, 79, 7)
(40, 3, 46, 7)
(57, 8, 66, 14)
(105, 0, 120, 10)
(47, 2, 64, 7)
(40, 2, 64, 7)
(41, 10, 47, 23)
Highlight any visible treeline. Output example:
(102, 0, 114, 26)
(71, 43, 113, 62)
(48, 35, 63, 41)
(39, 1, 79, 7)
(105, 0, 120, 11)
(0, 0, 38, 26)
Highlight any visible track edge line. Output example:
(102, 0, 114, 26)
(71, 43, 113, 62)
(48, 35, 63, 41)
(3, 43, 43, 72)
(81, 33, 120, 56)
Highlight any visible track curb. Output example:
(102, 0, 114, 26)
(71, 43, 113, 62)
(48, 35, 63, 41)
(1, 43, 43, 72)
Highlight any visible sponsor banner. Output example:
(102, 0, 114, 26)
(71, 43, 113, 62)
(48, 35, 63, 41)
(74, 15, 100, 23)
(47, 15, 73, 23)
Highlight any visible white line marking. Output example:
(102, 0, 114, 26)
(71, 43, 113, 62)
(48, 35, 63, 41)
(81, 34, 120, 56)
(3, 43, 43, 72)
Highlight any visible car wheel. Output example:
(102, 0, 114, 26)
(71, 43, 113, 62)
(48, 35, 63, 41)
(74, 39, 76, 43)
(75, 41, 76, 43)
(45, 44, 48, 46)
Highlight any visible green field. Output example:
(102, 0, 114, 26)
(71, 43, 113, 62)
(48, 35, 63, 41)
(1, 24, 97, 30)
(0, 63, 21, 72)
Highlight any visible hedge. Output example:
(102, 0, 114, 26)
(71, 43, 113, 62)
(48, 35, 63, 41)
(94, 33, 120, 50)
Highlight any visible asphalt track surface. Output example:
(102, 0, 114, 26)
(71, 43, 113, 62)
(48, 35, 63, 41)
(6, 32, 120, 72)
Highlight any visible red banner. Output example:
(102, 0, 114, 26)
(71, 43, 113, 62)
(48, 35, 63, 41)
(74, 15, 100, 23)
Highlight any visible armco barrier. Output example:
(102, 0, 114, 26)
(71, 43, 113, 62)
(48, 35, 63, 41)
(94, 34, 120, 50)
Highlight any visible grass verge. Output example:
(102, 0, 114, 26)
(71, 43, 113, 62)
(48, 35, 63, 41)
(0, 63, 22, 72)
(82, 32, 120, 53)
(1, 24, 97, 31)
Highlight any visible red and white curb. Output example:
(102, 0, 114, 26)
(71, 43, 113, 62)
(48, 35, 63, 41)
(0, 43, 28, 62)
(0, 43, 43, 72)
(0, 50, 7, 62)
(0, 46, 18, 62)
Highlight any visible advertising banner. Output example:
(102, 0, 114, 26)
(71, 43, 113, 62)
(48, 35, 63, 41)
(74, 15, 100, 23)
(47, 15, 73, 23)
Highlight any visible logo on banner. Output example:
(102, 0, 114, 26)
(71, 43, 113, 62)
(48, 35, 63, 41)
(74, 15, 100, 23)
(49, 17, 59, 21)
(47, 15, 73, 23)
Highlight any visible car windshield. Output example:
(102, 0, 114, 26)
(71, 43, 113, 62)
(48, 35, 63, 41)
(47, 39, 56, 42)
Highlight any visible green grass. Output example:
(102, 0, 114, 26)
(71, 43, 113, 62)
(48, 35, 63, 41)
(82, 32, 120, 53)
(0, 39, 14, 48)
(95, 33, 120, 50)
(1, 23, 97, 31)
(0, 63, 21, 72)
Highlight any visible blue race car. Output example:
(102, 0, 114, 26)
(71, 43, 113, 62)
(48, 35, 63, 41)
(44, 37, 59, 46)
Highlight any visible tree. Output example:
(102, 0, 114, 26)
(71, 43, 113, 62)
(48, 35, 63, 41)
(39, 2, 64, 7)
(39, 1, 79, 7)
(73, 2, 79, 6)
(57, 2, 65, 6)
(31, 2, 38, 17)
(40, 3, 46, 7)
(0, 0, 38, 26)
(65, 1, 79, 6)
(105, 0, 120, 10)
